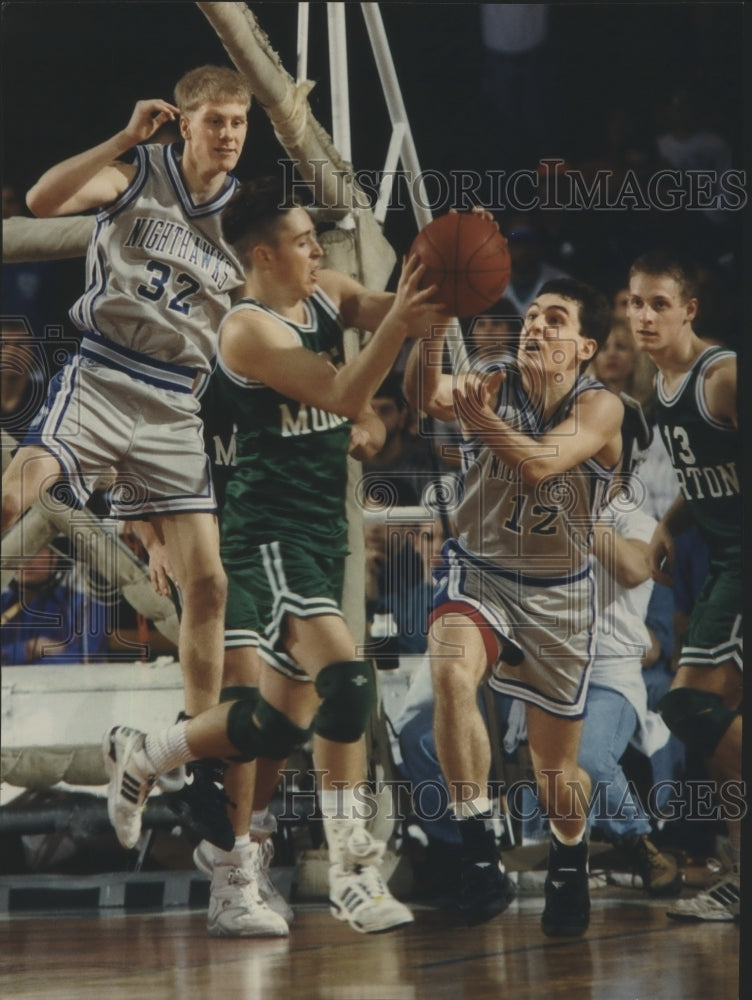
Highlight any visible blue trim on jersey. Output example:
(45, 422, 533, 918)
(71, 226, 111, 333)
(96, 145, 150, 222)
(436, 536, 591, 589)
(111, 454, 217, 519)
(163, 143, 239, 218)
(22, 358, 91, 510)
(80, 333, 197, 393)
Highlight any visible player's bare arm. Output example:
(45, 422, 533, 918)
(453, 382, 623, 486)
(703, 355, 737, 429)
(647, 492, 696, 586)
(26, 99, 179, 217)
(319, 270, 396, 333)
(222, 254, 443, 419)
(126, 519, 178, 597)
(402, 323, 459, 422)
(348, 405, 387, 461)
(592, 524, 651, 589)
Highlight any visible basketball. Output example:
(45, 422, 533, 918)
(409, 212, 511, 318)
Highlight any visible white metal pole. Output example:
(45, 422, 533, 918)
(296, 2, 309, 83)
(327, 2, 352, 164)
(361, 2, 433, 227)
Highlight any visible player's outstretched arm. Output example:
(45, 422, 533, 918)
(348, 406, 387, 461)
(453, 381, 624, 486)
(221, 254, 444, 419)
(26, 99, 179, 217)
(593, 523, 652, 589)
(647, 493, 695, 587)
(402, 326, 458, 423)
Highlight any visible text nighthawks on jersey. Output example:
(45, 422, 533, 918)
(675, 460, 738, 502)
(124, 217, 235, 288)
(280, 402, 348, 437)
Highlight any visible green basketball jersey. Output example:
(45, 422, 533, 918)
(654, 345, 741, 563)
(216, 287, 352, 557)
(196, 370, 237, 512)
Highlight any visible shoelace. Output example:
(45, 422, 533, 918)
(254, 839, 276, 894)
(226, 865, 264, 904)
(344, 834, 385, 869)
(640, 841, 666, 878)
(348, 863, 388, 900)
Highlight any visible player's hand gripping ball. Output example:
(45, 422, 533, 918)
(409, 212, 511, 318)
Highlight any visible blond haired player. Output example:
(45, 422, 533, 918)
(2, 66, 251, 725)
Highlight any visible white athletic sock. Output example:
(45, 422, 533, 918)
(450, 795, 494, 820)
(550, 824, 586, 848)
(250, 809, 276, 840)
(210, 833, 251, 866)
(144, 721, 193, 775)
(319, 788, 362, 864)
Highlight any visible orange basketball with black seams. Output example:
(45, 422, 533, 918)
(409, 212, 511, 318)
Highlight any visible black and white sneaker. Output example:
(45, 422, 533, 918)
(457, 857, 516, 925)
(666, 869, 740, 922)
(164, 758, 235, 851)
(102, 726, 157, 850)
(541, 837, 590, 938)
(329, 828, 414, 933)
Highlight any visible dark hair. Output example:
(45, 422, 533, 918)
(374, 372, 407, 407)
(537, 277, 611, 353)
(628, 249, 699, 302)
(222, 176, 302, 256)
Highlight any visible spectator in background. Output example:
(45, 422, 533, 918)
(589, 314, 678, 522)
(500, 214, 570, 319)
(479, 4, 560, 171)
(364, 517, 442, 664)
(1, 319, 48, 459)
(360, 373, 441, 509)
(588, 317, 656, 419)
(462, 297, 522, 359)
(1, 183, 64, 345)
(655, 86, 734, 231)
(1, 543, 110, 665)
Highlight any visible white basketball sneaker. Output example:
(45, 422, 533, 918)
(194, 836, 294, 925)
(329, 827, 414, 934)
(206, 843, 290, 938)
(666, 868, 740, 922)
(102, 726, 157, 850)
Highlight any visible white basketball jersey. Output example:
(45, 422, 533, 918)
(456, 365, 616, 580)
(70, 142, 244, 372)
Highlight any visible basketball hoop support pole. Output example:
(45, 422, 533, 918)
(296, 3, 433, 231)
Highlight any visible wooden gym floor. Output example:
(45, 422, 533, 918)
(1, 887, 740, 1000)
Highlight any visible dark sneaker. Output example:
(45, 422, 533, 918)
(164, 758, 236, 852)
(541, 838, 590, 938)
(626, 834, 683, 897)
(457, 857, 517, 926)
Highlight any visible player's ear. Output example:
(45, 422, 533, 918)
(252, 242, 275, 269)
(579, 337, 598, 363)
(684, 296, 698, 324)
(179, 114, 191, 141)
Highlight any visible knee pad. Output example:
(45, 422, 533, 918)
(220, 685, 258, 705)
(226, 695, 311, 762)
(658, 688, 737, 758)
(313, 660, 376, 743)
